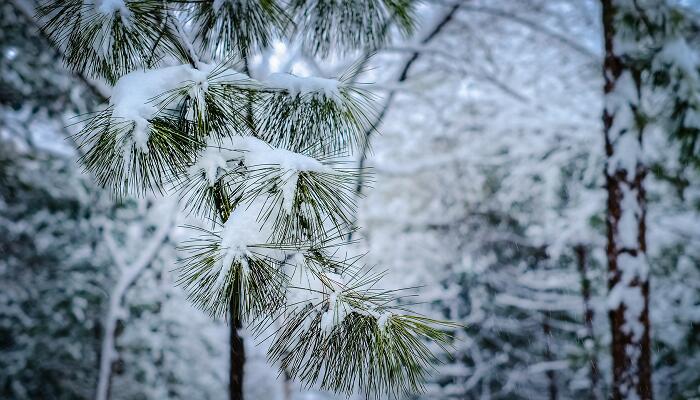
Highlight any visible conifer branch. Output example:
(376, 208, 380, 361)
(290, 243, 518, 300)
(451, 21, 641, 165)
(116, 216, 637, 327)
(36, 1, 456, 398)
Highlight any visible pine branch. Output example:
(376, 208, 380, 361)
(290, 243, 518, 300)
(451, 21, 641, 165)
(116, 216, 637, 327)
(39, 2, 457, 398)
(256, 70, 378, 155)
(266, 253, 458, 398)
(177, 225, 286, 319)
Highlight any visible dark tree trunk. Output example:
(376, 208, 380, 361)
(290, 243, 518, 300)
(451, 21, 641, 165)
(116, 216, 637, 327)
(601, 1, 652, 399)
(574, 244, 600, 400)
(229, 309, 245, 400)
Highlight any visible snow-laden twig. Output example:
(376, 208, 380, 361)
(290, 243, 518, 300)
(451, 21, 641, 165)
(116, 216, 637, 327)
(168, 9, 202, 69)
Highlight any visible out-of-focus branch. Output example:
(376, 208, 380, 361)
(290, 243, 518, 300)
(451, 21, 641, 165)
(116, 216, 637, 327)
(379, 46, 530, 102)
(348, 3, 463, 241)
(434, 0, 599, 61)
(96, 212, 174, 400)
(459, 4, 598, 60)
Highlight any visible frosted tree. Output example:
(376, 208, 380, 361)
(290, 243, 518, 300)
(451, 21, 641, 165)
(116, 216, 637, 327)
(95, 198, 175, 400)
(602, 2, 652, 397)
(356, 1, 609, 399)
(646, 154, 700, 399)
(0, 140, 109, 400)
(0, 3, 109, 397)
(34, 1, 453, 399)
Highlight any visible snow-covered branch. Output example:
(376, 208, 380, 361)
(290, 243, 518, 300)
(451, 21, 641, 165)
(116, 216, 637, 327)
(96, 207, 175, 400)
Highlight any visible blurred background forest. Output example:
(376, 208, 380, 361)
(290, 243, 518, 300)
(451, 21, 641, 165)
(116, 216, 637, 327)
(2, 0, 700, 399)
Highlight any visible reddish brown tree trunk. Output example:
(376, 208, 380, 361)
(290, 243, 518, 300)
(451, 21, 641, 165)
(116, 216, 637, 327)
(601, 1, 652, 399)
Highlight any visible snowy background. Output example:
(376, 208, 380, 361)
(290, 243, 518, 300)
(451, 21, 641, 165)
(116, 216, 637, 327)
(2, 0, 700, 399)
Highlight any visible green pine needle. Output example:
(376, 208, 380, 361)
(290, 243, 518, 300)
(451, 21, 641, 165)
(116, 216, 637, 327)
(75, 110, 203, 197)
(177, 225, 286, 319)
(191, 0, 288, 59)
(256, 75, 377, 155)
(270, 298, 455, 398)
(37, 0, 189, 83)
(290, 0, 417, 57)
(41, 1, 456, 397)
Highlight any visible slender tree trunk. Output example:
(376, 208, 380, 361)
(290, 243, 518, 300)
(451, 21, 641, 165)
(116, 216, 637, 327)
(574, 244, 600, 400)
(601, 1, 652, 399)
(229, 311, 245, 400)
(214, 179, 245, 400)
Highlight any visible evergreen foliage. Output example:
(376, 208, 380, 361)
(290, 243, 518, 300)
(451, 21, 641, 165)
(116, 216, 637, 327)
(612, 1, 700, 167)
(0, 140, 106, 400)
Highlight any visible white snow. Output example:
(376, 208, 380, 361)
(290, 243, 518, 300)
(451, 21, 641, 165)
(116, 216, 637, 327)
(186, 70, 210, 121)
(96, 0, 133, 27)
(609, 71, 638, 109)
(223, 136, 332, 213)
(228, 136, 329, 172)
(265, 72, 342, 101)
(282, 254, 357, 334)
(190, 138, 229, 186)
(607, 282, 645, 340)
(217, 200, 274, 284)
(281, 171, 299, 212)
(605, 71, 639, 143)
(212, 0, 229, 13)
(619, 253, 649, 284)
(377, 312, 391, 331)
(608, 133, 642, 178)
(656, 37, 699, 77)
(683, 109, 700, 129)
(618, 185, 641, 249)
(607, 253, 649, 342)
(608, 252, 648, 349)
(109, 64, 243, 154)
(109, 66, 331, 191)
(320, 290, 351, 334)
(111, 65, 197, 152)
